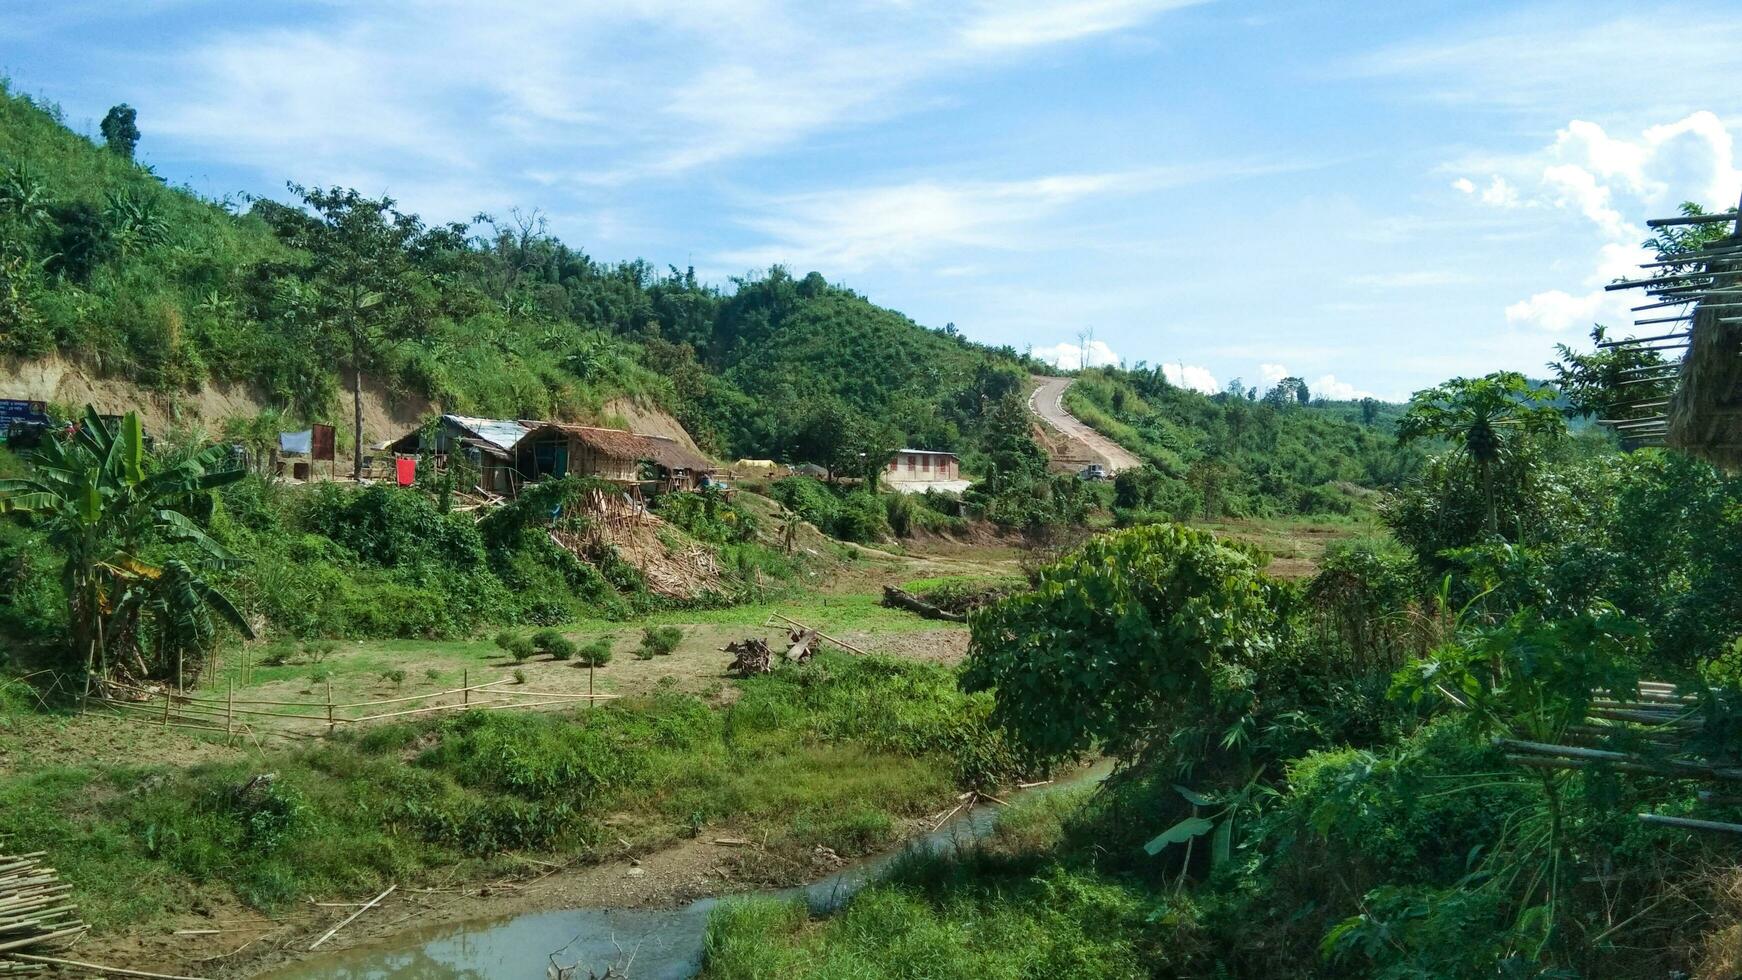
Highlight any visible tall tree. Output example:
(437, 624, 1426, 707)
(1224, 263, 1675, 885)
(1396, 372, 1564, 534)
(99, 104, 140, 159)
(282, 185, 422, 478)
(1264, 376, 1308, 407)
(1360, 397, 1380, 426)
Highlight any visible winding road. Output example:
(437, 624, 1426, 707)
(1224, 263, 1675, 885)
(1027, 376, 1143, 475)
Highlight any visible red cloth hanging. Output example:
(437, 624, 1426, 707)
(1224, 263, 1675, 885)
(395, 456, 416, 486)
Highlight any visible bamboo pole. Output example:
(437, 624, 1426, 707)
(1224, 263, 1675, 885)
(345, 698, 512, 724)
(462, 670, 468, 709)
(332, 679, 512, 710)
(5, 952, 207, 979)
(326, 680, 334, 735)
(307, 884, 395, 951)
(225, 679, 233, 742)
(1639, 813, 1742, 835)
(769, 613, 868, 655)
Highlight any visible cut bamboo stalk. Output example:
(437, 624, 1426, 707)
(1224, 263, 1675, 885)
(5, 952, 206, 979)
(1498, 739, 1742, 781)
(770, 613, 867, 655)
(335, 680, 512, 710)
(1639, 813, 1742, 834)
(307, 884, 395, 950)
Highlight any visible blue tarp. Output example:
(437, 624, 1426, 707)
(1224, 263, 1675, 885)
(279, 429, 313, 455)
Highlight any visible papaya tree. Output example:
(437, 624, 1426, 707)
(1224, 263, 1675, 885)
(1396, 372, 1563, 534)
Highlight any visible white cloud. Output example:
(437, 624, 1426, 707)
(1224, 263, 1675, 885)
(1034, 339, 1122, 371)
(1450, 113, 1741, 234)
(1450, 112, 1742, 334)
(1503, 288, 1631, 333)
(1311, 374, 1375, 401)
(719, 163, 1285, 273)
(1258, 362, 1289, 383)
(961, 0, 1206, 50)
(1162, 363, 1219, 393)
(143, 0, 1202, 203)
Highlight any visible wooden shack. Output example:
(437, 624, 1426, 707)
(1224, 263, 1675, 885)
(384, 414, 533, 494)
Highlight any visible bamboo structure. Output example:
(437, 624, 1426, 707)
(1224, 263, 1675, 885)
(1491, 680, 1742, 834)
(0, 852, 86, 977)
(1598, 196, 1742, 458)
(90, 676, 618, 741)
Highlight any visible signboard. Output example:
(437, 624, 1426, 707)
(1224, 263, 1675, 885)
(0, 399, 49, 426)
(311, 423, 336, 462)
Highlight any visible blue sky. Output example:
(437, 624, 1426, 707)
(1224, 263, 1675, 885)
(4, 1, 1741, 401)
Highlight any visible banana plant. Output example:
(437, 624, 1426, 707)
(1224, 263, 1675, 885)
(1145, 773, 1271, 878)
(0, 407, 252, 690)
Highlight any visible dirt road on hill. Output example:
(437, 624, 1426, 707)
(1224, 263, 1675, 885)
(1027, 376, 1142, 474)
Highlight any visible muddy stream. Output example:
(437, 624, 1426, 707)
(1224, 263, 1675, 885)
(260, 767, 1104, 979)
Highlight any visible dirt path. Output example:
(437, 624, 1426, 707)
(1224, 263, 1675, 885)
(1027, 376, 1142, 474)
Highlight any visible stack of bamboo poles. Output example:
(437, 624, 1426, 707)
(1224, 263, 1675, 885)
(0, 851, 85, 976)
(1496, 681, 1742, 834)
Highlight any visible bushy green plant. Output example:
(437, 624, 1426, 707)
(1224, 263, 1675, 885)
(503, 636, 535, 663)
(639, 625, 683, 658)
(963, 523, 1274, 766)
(576, 638, 613, 667)
(531, 628, 575, 661)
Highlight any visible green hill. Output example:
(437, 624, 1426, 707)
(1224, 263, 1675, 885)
(1066, 366, 1422, 518)
(0, 83, 1043, 467)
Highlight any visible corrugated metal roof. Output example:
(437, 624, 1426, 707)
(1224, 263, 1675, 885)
(895, 448, 959, 457)
(446, 415, 535, 455)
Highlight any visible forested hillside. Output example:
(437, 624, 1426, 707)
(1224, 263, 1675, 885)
(1066, 366, 1423, 519)
(0, 83, 1044, 469)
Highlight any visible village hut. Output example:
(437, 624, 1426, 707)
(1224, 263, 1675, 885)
(516, 423, 716, 492)
(385, 414, 533, 494)
(1666, 236, 1742, 467)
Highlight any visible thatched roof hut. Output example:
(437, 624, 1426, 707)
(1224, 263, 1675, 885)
(1667, 244, 1742, 468)
(518, 423, 716, 489)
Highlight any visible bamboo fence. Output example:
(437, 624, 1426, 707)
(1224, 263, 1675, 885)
(0, 851, 85, 976)
(89, 671, 617, 742)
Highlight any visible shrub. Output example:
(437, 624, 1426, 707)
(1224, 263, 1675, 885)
(639, 625, 683, 657)
(531, 628, 576, 661)
(259, 641, 296, 667)
(380, 668, 407, 688)
(962, 523, 1273, 766)
(577, 638, 613, 667)
(503, 636, 535, 663)
(512, 668, 526, 685)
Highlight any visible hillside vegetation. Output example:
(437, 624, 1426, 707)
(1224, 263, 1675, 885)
(0, 83, 1044, 472)
(1065, 366, 1423, 519)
